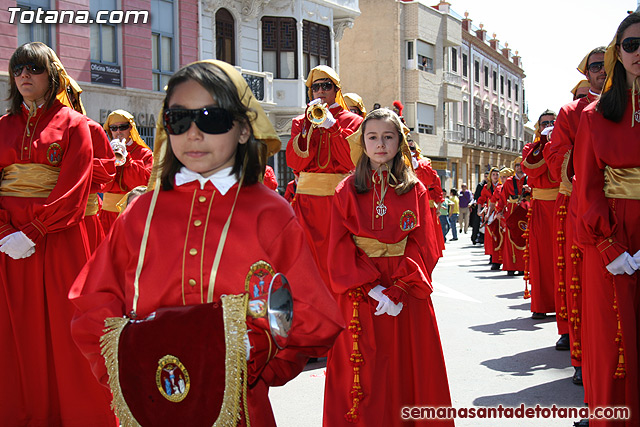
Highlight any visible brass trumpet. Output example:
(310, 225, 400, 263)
(306, 102, 328, 127)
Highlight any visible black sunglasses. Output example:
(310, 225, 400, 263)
(540, 120, 555, 127)
(12, 63, 46, 77)
(621, 37, 640, 54)
(163, 107, 234, 135)
(311, 81, 334, 92)
(109, 123, 131, 132)
(587, 61, 604, 73)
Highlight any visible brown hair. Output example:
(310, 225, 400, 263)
(354, 108, 418, 195)
(7, 42, 61, 115)
(159, 62, 267, 190)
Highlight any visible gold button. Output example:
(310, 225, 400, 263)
(189, 248, 197, 256)
(24, 147, 28, 150)
(376, 215, 379, 218)
(194, 220, 202, 227)
(198, 196, 206, 202)
(188, 279, 197, 286)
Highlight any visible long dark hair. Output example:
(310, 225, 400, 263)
(7, 42, 61, 115)
(159, 62, 267, 190)
(354, 108, 418, 195)
(597, 13, 640, 122)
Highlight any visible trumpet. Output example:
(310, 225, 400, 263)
(247, 273, 293, 349)
(306, 102, 328, 127)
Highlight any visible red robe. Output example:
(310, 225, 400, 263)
(522, 136, 559, 313)
(284, 179, 297, 203)
(0, 100, 115, 425)
(263, 165, 279, 190)
(415, 158, 445, 256)
(98, 141, 153, 233)
(70, 180, 344, 427)
(286, 105, 362, 285)
(324, 174, 451, 426)
(478, 182, 503, 262)
(496, 174, 527, 271)
(84, 118, 116, 252)
(574, 96, 640, 426)
(543, 94, 596, 363)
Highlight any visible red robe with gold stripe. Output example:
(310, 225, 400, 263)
(414, 158, 445, 256)
(478, 182, 503, 262)
(324, 174, 451, 426)
(286, 105, 362, 285)
(496, 174, 527, 271)
(574, 96, 640, 426)
(522, 136, 559, 314)
(0, 100, 115, 425)
(70, 180, 344, 427)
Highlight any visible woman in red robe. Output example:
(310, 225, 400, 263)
(478, 167, 502, 268)
(574, 13, 640, 426)
(0, 42, 115, 425)
(70, 60, 344, 427)
(324, 108, 451, 426)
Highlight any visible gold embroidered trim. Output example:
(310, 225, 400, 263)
(85, 193, 100, 216)
(292, 128, 311, 158)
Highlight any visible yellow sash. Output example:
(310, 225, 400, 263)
(296, 172, 347, 196)
(429, 200, 437, 208)
(532, 187, 559, 201)
(0, 163, 59, 198)
(353, 235, 407, 258)
(85, 193, 100, 216)
(102, 192, 126, 213)
(558, 181, 572, 197)
(604, 166, 640, 200)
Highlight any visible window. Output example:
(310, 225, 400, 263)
(417, 103, 435, 135)
(417, 40, 434, 73)
(407, 41, 414, 61)
(492, 70, 497, 92)
(151, 0, 174, 91)
(303, 21, 331, 78)
(90, 0, 117, 64)
(16, 0, 51, 46)
(515, 83, 519, 101)
(462, 53, 468, 78)
(451, 47, 457, 73)
(216, 8, 235, 65)
(474, 60, 479, 83)
(137, 125, 155, 149)
(508, 80, 512, 99)
(475, 164, 480, 186)
(500, 75, 504, 96)
(262, 17, 297, 79)
(484, 65, 489, 87)
(276, 151, 295, 192)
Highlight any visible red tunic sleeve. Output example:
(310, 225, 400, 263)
(118, 144, 153, 191)
(544, 103, 575, 182)
(87, 119, 116, 190)
(478, 184, 492, 206)
(262, 165, 279, 190)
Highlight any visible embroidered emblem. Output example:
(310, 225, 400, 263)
(532, 147, 540, 156)
(156, 355, 190, 402)
(245, 260, 275, 300)
(635, 109, 640, 123)
(46, 143, 63, 165)
(400, 210, 417, 231)
(518, 220, 528, 232)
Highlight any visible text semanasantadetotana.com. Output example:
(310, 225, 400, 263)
(8, 7, 148, 25)
(401, 404, 630, 420)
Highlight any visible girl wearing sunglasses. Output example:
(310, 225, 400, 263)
(574, 12, 640, 426)
(0, 43, 116, 424)
(70, 60, 344, 426)
(99, 109, 153, 233)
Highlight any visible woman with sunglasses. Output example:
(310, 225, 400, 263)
(70, 60, 344, 426)
(574, 12, 640, 425)
(99, 110, 153, 232)
(0, 42, 115, 424)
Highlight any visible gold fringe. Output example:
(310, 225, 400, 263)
(292, 127, 312, 158)
(570, 245, 583, 361)
(523, 204, 532, 299)
(556, 204, 568, 320)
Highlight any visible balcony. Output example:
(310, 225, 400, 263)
(235, 67, 274, 105)
(443, 71, 462, 103)
(444, 130, 462, 142)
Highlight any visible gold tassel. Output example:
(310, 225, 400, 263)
(523, 205, 532, 299)
(610, 275, 626, 379)
(556, 204, 568, 320)
(345, 288, 365, 423)
(569, 245, 583, 361)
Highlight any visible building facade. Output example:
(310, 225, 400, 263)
(0, 0, 360, 189)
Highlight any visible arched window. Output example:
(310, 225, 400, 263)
(216, 8, 235, 65)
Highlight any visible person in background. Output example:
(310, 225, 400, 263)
(458, 183, 473, 234)
(470, 171, 489, 245)
(343, 92, 367, 118)
(284, 175, 298, 204)
(438, 188, 453, 241)
(448, 188, 460, 241)
(263, 164, 278, 191)
(571, 80, 591, 100)
(100, 110, 153, 232)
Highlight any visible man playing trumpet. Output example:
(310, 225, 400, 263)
(286, 66, 363, 287)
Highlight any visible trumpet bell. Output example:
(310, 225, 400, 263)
(247, 273, 293, 349)
(306, 103, 327, 127)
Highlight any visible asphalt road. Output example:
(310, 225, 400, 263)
(269, 236, 585, 426)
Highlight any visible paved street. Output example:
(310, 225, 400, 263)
(269, 237, 585, 426)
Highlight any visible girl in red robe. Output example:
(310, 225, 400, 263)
(574, 13, 640, 426)
(70, 60, 344, 427)
(0, 42, 115, 425)
(324, 108, 452, 426)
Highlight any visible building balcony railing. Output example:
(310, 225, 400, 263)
(443, 71, 462, 86)
(235, 67, 274, 104)
(444, 130, 462, 142)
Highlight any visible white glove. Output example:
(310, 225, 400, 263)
(0, 231, 35, 260)
(308, 98, 322, 106)
(606, 251, 638, 275)
(244, 331, 251, 361)
(411, 157, 419, 169)
(632, 250, 640, 266)
(368, 285, 403, 317)
(110, 138, 128, 166)
(319, 108, 336, 129)
(541, 126, 554, 136)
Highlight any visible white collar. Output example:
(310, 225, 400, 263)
(174, 166, 237, 195)
(589, 89, 600, 97)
